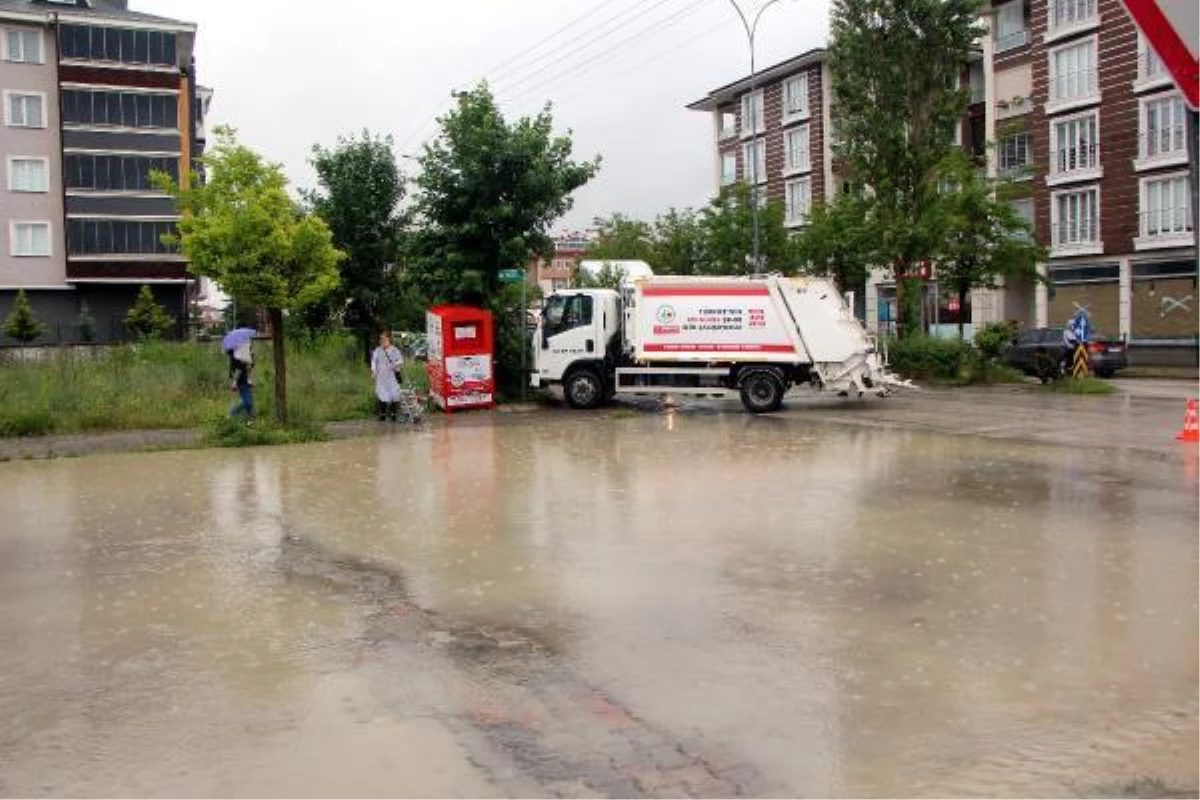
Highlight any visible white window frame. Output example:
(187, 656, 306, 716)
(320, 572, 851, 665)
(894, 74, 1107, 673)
(1135, 171, 1193, 250)
(1133, 32, 1173, 92)
(3, 28, 44, 64)
(1046, 109, 1102, 186)
(742, 139, 766, 185)
(717, 109, 737, 141)
(785, 177, 812, 228)
(994, 1, 1029, 53)
(781, 73, 809, 124)
(6, 156, 49, 192)
(9, 221, 53, 257)
(783, 125, 811, 176)
(1046, 36, 1100, 115)
(740, 90, 764, 138)
(1049, 184, 1102, 256)
(719, 151, 737, 186)
(998, 130, 1032, 177)
(1135, 91, 1189, 171)
(3, 90, 47, 128)
(1044, 0, 1099, 43)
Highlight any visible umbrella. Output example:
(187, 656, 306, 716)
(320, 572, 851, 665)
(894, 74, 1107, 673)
(221, 328, 257, 353)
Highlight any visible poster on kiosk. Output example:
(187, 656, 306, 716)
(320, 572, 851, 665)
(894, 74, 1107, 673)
(426, 306, 495, 412)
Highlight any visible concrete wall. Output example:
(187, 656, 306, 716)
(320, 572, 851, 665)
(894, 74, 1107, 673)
(0, 22, 67, 289)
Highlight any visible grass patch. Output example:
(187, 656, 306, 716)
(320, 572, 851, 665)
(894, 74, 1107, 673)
(1081, 777, 1196, 798)
(0, 334, 432, 438)
(204, 416, 325, 448)
(1047, 376, 1116, 395)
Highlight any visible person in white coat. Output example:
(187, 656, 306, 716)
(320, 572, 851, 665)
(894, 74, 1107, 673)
(370, 331, 404, 421)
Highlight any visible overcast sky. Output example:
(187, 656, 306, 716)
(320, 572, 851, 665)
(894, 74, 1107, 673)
(139, 0, 830, 231)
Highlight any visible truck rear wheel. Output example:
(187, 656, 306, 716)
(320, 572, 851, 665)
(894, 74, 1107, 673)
(740, 371, 784, 414)
(564, 368, 603, 409)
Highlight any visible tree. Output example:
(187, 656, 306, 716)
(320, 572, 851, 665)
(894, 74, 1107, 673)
(154, 126, 343, 423)
(829, 0, 984, 335)
(410, 83, 600, 391)
(698, 183, 797, 275)
(305, 131, 407, 339)
(3, 288, 46, 344)
(651, 207, 705, 275)
(934, 152, 1046, 339)
(794, 190, 874, 293)
(125, 285, 175, 340)
(577, 261, 628, 289)
(76, 301, 96, 343)
(588, 214, 655, 263)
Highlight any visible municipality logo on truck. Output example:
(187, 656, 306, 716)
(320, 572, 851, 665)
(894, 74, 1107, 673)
(653, 305, 679, 334)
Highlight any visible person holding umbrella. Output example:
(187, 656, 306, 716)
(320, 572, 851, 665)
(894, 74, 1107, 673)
(223, 328, 256, 422)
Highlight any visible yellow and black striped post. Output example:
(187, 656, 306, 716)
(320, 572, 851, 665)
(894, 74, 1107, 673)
(1071, 343, 1090, 378)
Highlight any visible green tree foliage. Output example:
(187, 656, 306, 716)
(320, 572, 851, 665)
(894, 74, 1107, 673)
(305, 131, 407, 334)
(410, 83, 599, 392)
(587, 214, 655, 263)
(651, 208, 705, 275)
(794, 190, 873, 292)
(829, 0, 984, 335)
(936, 152, 1046, 338)
(577, 261, 628, 289)
(698, 183, 797, 275)
(154, 126, 344, 423)
(125, 285, 175, 340)
(3, 288, 46, 344)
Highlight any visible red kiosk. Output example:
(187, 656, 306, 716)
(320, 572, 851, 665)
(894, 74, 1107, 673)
(426, 306, 496, 412)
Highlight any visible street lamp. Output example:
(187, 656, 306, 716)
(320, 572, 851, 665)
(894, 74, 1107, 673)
(724, 0, 790, 272)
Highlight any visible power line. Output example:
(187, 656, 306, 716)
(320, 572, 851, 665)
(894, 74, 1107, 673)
(483, 0, 629, 81)
(498, 0, 711, 107)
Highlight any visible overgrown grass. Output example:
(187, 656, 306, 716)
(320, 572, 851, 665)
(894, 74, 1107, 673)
(203, 416, 326, 448)
(1081, 776, 1196, 798)
(1047, 376, 1116, 395)
(0, 334, 431, 438)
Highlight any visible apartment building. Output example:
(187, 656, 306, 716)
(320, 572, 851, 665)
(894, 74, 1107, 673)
(527, 231, 594, 294)
(687, 49, 833, 233)
(0, 0, 207, 343)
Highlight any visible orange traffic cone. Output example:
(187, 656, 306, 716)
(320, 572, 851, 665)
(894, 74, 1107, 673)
(1176, 398, 1199, 442)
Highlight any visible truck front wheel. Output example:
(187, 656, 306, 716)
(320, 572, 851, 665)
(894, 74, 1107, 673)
(564, 368, 603, 409)
(740, 371, 784, 414)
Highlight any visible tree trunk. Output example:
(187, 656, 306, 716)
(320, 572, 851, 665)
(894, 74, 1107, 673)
(957, 284, 968, 341)
(897, 276, 923, 338)
(270, 307, 287, 424)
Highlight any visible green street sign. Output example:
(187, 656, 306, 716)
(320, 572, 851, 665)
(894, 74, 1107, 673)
(498, 269, 525, 283)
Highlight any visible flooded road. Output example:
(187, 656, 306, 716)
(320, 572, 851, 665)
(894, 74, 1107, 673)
(1, 407, 1196, 797)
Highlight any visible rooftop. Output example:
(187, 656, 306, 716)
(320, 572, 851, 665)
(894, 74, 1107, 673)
(686, 48, 828, 111)
(0, 0, 195, 30)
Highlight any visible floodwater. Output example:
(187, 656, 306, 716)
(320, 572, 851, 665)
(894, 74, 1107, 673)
(1, 411, 1196, 798)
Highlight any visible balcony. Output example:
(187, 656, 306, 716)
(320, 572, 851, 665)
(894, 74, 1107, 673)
(1051, 219, 1102, 256)
(995, 28, 1030, 54)
(1048, 143, 1102, 185)
(1135, 128, 1188, 171)
(1134, 209, 1195, 251)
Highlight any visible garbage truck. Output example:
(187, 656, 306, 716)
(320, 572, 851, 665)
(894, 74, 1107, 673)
(530, 274, 908, 414)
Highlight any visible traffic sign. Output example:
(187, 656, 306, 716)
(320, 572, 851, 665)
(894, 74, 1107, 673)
(1119, 0, 1198, 109)
(498, 269, 526, 283)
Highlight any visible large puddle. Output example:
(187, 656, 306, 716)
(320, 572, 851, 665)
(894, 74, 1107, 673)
(1, 413, 1196, 797)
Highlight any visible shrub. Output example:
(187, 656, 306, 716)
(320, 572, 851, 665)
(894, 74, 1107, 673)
(77, 301, 97, 343)
(885, 335, 977, 382)
(974, 321, 1018, 363)
(125, 285, 175, 340)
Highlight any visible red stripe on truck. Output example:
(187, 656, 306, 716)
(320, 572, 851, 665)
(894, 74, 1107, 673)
(641, 287, 770, 296)
(643, 344, 796, 353)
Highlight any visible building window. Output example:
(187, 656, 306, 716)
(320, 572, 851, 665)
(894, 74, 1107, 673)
(1136, 32, 1169, 86)
(742, 140, 766, 185)
(994, 1, 1029, 53)
(718, 109, 737, 141)
(998, 131, 1031, 176)
(7, 157, 48, 192)
(1010, 198, 1035, 241)
(1048, 0, 1096, 33)
(785, 178, 812, 226)
(64, 154, 179, 192)
(1048, 38, 1098, 109)
(3, 28, 43, 64)
(59, 24, 177, 67)
(1139, 174, 1192, 244)
(785, 126, 810, 174)
(10, 222, 51, 257)
(782, 74, 809, 121)
(67, 219, 179, 256)
(1050, 111, 1100, 181)
(720, 151, 737, 186)
(740, 90, 764, 136)
(61, 90, 179, 130)
(1139, 92, 1187, 166)
(4, 92, 45, 128)
(1051, 186, 1100, 252)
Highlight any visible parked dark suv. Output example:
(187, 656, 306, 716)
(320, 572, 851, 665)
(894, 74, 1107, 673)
(1004, 327, 1129, 381)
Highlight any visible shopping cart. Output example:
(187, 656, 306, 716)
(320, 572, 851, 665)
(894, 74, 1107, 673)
(396, 386, 426, 424)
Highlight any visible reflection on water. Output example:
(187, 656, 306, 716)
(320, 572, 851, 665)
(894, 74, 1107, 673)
(0, 414, 1195, 797)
